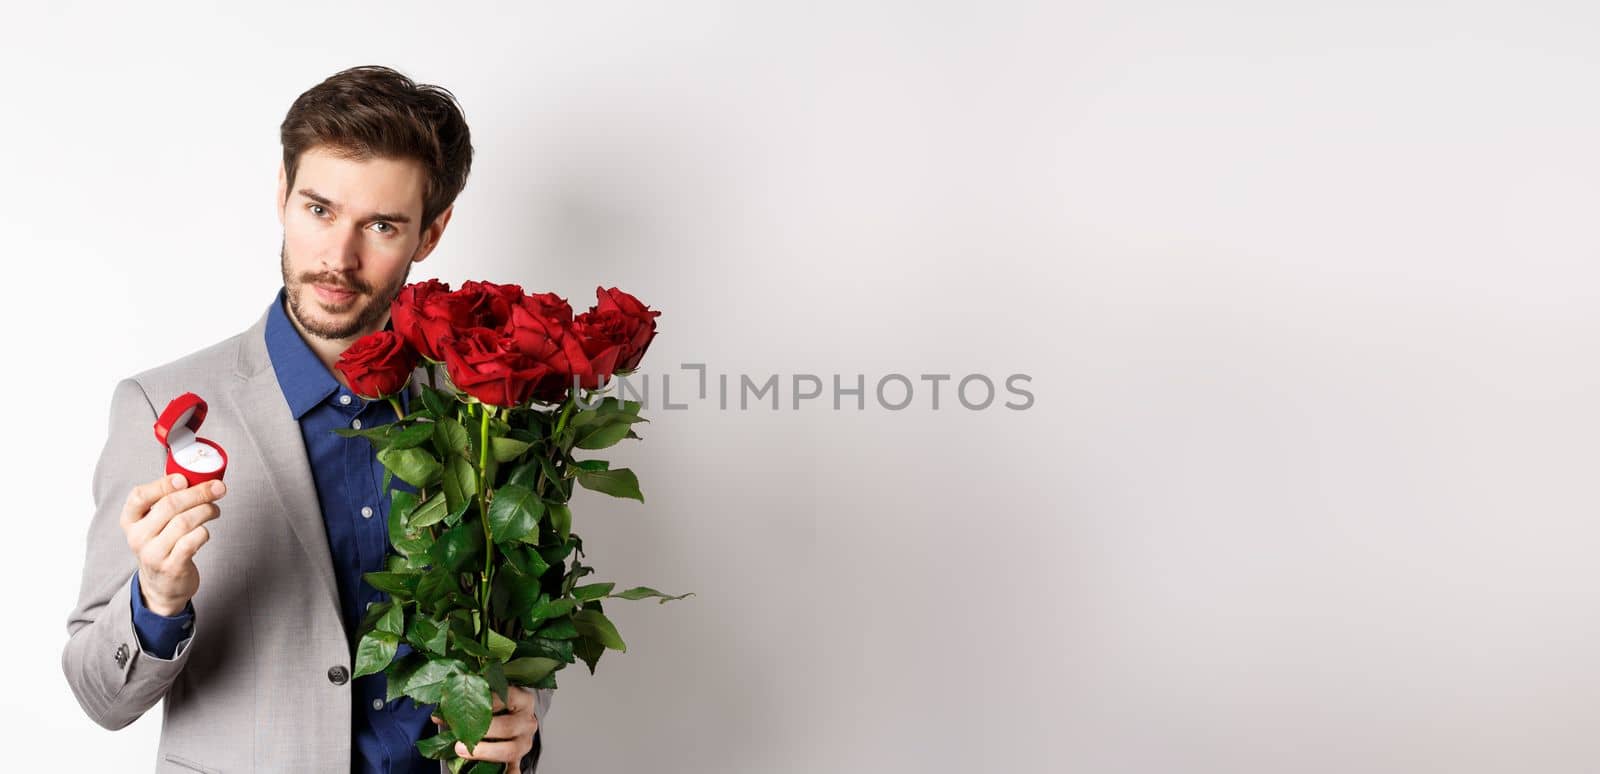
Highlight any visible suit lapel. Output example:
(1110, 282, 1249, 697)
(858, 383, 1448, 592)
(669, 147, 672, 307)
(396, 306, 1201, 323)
(226, 307, 437, 626)
(227, 366, 344, 621)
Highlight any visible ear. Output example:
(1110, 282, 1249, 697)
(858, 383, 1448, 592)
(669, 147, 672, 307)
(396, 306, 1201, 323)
(275, 162, 288, 227)
(413, 204, 454, 264)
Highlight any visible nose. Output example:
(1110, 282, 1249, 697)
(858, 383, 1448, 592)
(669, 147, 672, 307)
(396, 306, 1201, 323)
(324, 222, 362, 273)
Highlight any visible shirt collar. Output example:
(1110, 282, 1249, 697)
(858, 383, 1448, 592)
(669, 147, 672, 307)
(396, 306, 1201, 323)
(264, 285, 415, 420)
(265, 285, 340, 419)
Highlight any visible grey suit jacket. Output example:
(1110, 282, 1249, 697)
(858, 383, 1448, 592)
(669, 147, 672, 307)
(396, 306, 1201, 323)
(62, 304, 552, 773)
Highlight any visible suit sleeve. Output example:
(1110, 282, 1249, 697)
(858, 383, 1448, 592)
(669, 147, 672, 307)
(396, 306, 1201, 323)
(62, 377, 197, 730)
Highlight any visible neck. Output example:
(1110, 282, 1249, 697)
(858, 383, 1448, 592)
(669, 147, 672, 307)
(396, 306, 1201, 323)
(282, 298, 387, 392)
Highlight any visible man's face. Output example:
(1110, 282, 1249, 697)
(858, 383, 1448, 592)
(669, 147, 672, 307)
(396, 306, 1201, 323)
(276, 145, 449, 341)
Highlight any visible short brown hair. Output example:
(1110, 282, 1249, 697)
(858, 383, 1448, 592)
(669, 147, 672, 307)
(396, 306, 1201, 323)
(280, 65, 473, 229)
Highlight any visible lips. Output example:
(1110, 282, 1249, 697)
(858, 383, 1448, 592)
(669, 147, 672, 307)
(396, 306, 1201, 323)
(313, 284, 357, 303)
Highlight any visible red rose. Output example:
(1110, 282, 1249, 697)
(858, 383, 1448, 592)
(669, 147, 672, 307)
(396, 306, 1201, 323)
(414, 281, 527, 361)
(575, 287, 660, 373)
(335, 331, 419, 400)
(457, 280, 524, 328)
(389, 279, 452, 361)
(504, 305, 595, 401)
(514, 291, 574, 326)
(439, 327, 551, 408)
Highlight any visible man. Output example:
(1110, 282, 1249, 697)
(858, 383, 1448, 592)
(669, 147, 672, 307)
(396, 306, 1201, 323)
(62, 65, 550, 773)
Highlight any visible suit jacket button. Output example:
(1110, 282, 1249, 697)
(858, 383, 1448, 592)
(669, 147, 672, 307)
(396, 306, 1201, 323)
(328, 665, 350, 685)
(114, 643, 130, 668)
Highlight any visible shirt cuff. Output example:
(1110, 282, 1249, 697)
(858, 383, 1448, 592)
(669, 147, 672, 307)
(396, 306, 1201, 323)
(129, 571, 195, 660)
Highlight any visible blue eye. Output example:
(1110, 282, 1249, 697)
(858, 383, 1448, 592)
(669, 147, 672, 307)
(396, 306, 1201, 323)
(372, 222, 393, 234)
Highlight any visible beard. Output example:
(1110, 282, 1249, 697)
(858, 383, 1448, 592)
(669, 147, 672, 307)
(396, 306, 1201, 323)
(280, 238, 413, 341)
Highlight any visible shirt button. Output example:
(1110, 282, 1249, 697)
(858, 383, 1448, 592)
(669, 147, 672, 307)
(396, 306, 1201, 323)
(372, 698, 385, 711)
(339, 394, 352, 405)
(361, 506, 374, 519)
(351, 418, 362, 429)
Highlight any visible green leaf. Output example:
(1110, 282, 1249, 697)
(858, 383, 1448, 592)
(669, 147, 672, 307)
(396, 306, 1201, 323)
(576, 467, 644, 502)
(486, 483, 543, 544)
(485, 659, 509, 710)
(353, 631, 399, 678)
(416, 726, 457, 758)
(429, 523, 485, 573)
(386, 652, 428, 703)
(569, 459, 610, 473)
(355, 600, 392, 639)
(421, 384, 454, 420)
(573, 608, 627, 652)
(377, 600, 405, 635)
(536, 616, 579, 640)
(505, 458, 541, 490)
(442, 671, 493, 748)
(610, 586, 697, 604)
(415, 569, 455, 610)
(490, 436, 533, 462)
(364, 571, 419, 599)
(537, 541, 574, 568)
(390, 490, 420, 541)
(389, 421, 438, 451)
(502, 656, 562, 684)
(405, 657, 467, 704)
(433, 417, 471, 459)
(574, 419, 634, 450)
(441, 455, 477, 517)
(547, 502, 572, 542)
(519, 636, 575, 664)
(572, 582, 615, 601)
(454, 634, 494, 659)
(537, 453, 567, 498)
(561, 561, 594, 595)
(494, 563, 541, 621)
(409, 492, 450, 529)
(504, 544, 551, 580)
(333, 424, 397, 450)
(394, 532, 433, 562)
(405, 615, 450, 656)
(378, 446, 442, 488)
(574, 635, 605, 675)
(527, 597, 580, 621)
(442, 497, 471, 528)
(486, 627, 517, 661)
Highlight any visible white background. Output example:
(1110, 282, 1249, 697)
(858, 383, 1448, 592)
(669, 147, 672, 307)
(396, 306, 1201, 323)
(3, 1, 1597, 772)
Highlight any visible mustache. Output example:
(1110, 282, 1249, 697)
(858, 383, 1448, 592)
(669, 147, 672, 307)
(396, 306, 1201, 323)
(302, 274, 369, 294)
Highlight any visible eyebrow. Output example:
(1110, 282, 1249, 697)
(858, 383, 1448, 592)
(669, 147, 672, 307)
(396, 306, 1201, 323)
(296, 188, 412, 224)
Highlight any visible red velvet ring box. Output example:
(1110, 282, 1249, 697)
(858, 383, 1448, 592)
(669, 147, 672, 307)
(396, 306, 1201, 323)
(153, 392, 228, 485)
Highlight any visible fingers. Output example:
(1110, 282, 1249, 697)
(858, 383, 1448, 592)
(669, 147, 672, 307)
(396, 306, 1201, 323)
(455, 737, 531, 764)
(489, 685, 533, 714)
(438, 685, 538, 763)
(132, 479, 227, 549)
(167, 525, 212, 565)
(122, 473, 183, 530)
(147, 498, 223, 560)
(481, 711, 536, 743)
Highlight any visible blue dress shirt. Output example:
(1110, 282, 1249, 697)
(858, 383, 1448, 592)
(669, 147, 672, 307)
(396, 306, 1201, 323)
(130, 286, 441, 773)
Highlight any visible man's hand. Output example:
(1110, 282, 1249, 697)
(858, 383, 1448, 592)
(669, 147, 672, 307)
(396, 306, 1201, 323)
(432, 685, 540, 768)
(121, 473, 227, 616)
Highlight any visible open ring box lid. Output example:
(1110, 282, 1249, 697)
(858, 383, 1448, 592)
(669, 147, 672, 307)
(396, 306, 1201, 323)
(153, 392, 228, 484)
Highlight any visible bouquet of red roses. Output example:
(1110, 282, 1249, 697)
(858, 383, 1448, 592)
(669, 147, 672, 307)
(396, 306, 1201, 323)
(332, 280, 689, 773)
